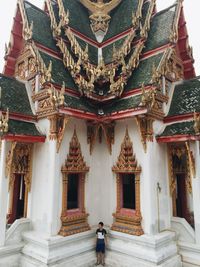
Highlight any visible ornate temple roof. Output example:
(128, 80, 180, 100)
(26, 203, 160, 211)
(168, 78, 200, 117)
(0, 74, 45, 142)
(1, 0, 198, 142)
(157, 77, 200, 142)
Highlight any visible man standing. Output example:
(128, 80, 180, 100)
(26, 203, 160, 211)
(95, 222, 107, 266)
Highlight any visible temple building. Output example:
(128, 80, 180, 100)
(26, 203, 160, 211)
(0, 0, 200, 266)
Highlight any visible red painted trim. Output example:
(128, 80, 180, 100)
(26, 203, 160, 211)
(122, 85, 154, 98)
(141, 43, 172, 59)
(9, 112, 37, 122)
(164, 113, 194, 123)
(101, 28, 133, 47)
(2, 134, 46, 143)
(70, 28, 99, 47)
(35, 42, 62, 58)
(59, 107, 147, 122)
(157, 134, 200, 143)
(59, 107, 99, 120)
(0, 109, 37, 122)
(103, 107, 148, 121)
(70, 27, 133, 48)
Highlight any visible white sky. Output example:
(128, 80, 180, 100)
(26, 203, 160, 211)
(0, 0, 199, 75)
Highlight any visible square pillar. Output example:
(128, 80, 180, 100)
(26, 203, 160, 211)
(0, 141, 9, 246)
(193, 141, 200, 244)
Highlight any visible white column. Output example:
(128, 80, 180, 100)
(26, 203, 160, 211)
(193, 141, 200, 244)
(47, 140, 61, 236)
(141, 142, 158, 235)
(0, 141, 9, 246)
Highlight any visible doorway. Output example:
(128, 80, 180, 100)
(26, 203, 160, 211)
(8, 174, 26, 224)
(175, 174, 187, 220)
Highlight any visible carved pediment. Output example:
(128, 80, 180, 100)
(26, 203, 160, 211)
(62, 129, 89, 173)
(113, 128, 141, 173)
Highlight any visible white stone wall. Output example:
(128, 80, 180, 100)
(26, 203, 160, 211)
(28, 117, 173, 236)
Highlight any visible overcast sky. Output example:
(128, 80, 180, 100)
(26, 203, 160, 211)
(0, 0, 199, 75)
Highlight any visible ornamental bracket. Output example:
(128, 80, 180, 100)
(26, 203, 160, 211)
(87, 121, 115, 155)
(136, 116, 154, 153)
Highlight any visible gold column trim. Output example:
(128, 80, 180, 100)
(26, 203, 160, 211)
(185, 141, 196, 180)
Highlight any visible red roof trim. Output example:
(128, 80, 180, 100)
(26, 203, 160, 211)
(101, 28, 133, 48)
(103, 107, 148, 121)
(164, 113, 194, 123)
(59, 107, 98, 120)
(70, 27, 133, 48)
(2, 134, 46, 143)
(35, 42, 61, 58)
(9, 112, 37, 122)
(157, 134, 200, 143)
(0, 110, 37, 123)
(70, 28, 99, 47)
(141, 43, 171, 59)
(59, 107, 147, 122)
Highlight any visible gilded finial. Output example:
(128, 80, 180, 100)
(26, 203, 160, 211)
(45, 61, 52, 82)
(23, 21, 33, 41)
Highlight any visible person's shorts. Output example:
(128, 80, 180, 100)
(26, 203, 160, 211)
(96, 241, 105, 253)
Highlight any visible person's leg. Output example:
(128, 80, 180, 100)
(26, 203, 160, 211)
(95, 252, 100, 265)
(101, 252, 105, 266)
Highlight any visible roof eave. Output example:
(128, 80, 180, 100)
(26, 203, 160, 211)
(157, 134, 200, 143)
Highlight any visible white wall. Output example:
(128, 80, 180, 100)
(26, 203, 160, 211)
(28, 117, 172, 236)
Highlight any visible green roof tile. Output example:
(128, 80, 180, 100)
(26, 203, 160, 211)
(144, 4, 176, 52)
(8, 119, 44, 136)
(103, 94, 141, 114)
(75, 37, 98, 65)
(102, 37, 126, 64)
(39, 51, 78, 90)
(25, 1, 58, 52)
(64, 95, 97, 114)
(104, 0, 139, 41)
(124, 52, 164, 91)
(159, 121, 195, 137)
(168, 78, 200, 116)
(0, 74, 33, 116)
(62, 0, 96, 41)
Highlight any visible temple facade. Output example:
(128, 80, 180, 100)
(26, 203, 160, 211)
(0, 0, 200, 266)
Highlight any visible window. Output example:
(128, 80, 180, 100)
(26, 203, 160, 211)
(111, 129, 143, 236)
(67, 174, 79, 210)
(122, 174, 135, 210)
(59, 129, 90, 236)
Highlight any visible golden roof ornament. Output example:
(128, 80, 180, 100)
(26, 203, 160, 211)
(194, 112, 200, 135)
(0, 108, 9, 134)
(80, 0, 122, 34)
